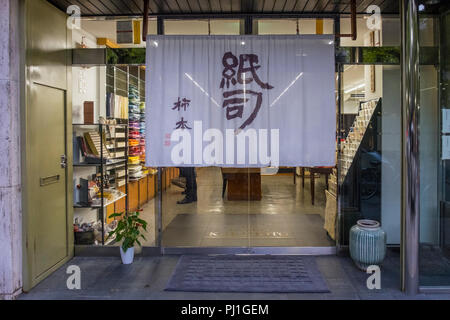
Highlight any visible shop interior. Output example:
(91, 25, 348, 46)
(71, 16, 395, 249)
(70, 13, 444, 268)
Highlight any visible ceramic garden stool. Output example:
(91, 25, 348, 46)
(349, 220, 386, 271)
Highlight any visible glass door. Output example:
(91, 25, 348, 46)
(161, 18, 339, 252)
(419, 6, 450, 287)
(337, 63, 402, 248)
(336, 15, 403, 249)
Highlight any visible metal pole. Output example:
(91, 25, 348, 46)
(335, 16, 343, 253)
(100, 124, 105, 245)
(156, 168, 163, 249)
(155, 19, 164, 253)
(401, 0, 420, 295)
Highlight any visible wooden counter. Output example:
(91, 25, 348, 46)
(221, 168, 262, 201)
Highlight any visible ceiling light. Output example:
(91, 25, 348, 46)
(344, 83, 365, 94)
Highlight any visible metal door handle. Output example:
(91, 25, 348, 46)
(61, 155, 67, 168)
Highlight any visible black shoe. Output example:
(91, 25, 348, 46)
(177, 197, 195, 204)
(181, 190, 187, 195)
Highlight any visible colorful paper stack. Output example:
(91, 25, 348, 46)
(139, 102, 146, 164)
(128, 85, 143, 180)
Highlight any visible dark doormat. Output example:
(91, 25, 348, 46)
(165, 255, 330, 293)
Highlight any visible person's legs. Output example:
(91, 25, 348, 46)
(192, 168, 197, 201)
(185, 168, 192, 198)
(171, 167, 187, 190)
(177, 167, 197, 204)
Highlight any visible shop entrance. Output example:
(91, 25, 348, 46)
(70, 15, 407, 256)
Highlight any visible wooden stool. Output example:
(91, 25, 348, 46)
(301, 167, 334, 205)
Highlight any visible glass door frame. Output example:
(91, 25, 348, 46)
(70, 21, 405, 256)
(417, 5, 450, 294)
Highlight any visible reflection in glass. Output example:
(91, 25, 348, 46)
(419, 12, 450, 287)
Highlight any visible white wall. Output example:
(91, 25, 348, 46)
(343, 65, 365, 114)
(418, 18, 439, 246)
(165, 20, 209, 35)
(381, 66, 401, 244)
(211, 20, 240, 34)
(340, 17, 371, 47)
(72, 28, 103, 224)
(258, 19, 297, 34)
(72, 28, 103, 122)
(81, 20, 117, 44)
(419, 66, 439, 245)
(379, 17, 401, 244)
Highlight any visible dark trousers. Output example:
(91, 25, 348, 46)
(180, 167, 197, 200)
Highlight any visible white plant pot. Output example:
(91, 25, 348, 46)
(120, 246, 134, 265)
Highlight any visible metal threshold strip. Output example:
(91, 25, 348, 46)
(162, 246, 337, 255)
(74, 245, 336, 256)
(419, 286, 450, 294)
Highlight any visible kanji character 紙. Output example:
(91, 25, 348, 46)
(237, 54, 274, 89)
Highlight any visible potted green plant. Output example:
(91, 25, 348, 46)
(107, 211, 148, 264)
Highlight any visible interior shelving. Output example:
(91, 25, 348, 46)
(73, 123, 129, 245)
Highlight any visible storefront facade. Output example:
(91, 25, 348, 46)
(0, 0, 449, 298)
